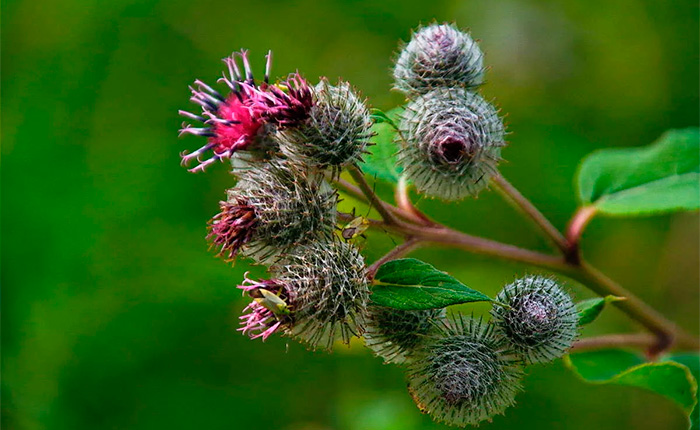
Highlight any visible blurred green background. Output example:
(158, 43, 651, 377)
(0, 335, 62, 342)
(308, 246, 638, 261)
(3, 0, 699, 429)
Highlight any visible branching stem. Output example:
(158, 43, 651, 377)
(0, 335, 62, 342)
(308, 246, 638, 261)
(348, 165, 400, 226)
(335, 170, 699, 353)
(366, 238, 422, 279)
(565, 206, 598, 263)
(396, 176, 436, 226)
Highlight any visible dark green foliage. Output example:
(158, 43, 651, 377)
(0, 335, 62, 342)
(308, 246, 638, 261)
(371, 258, 492, 310)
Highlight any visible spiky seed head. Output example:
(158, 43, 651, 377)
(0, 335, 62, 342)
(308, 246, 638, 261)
(212, 161, 337, 263)
(272, 240, 370, 350)
(491, 276, 578, 364)
(276, 78, 373, 171)
(393, 23, 484, 96)
(407, 315, 523, 427)
(398, 87, 505, 200)
(363, 307, 445, 365)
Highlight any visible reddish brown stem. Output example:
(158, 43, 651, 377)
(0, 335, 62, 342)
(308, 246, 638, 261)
(366, 238, 422, 279)
(340, 169, 699, 353)
(491, 174, 569, 253)
(395, 176, 435, 226)
(569, 333, 656, 353)
(565, 206, 598, 264)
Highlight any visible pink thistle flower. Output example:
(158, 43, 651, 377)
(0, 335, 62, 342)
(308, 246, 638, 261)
(206, 196, 258, 263)
(246, 72, 314, 129)
(179, 50, 273, 172)
(238, 276, 293, 341)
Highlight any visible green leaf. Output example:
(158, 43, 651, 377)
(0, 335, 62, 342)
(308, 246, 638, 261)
(670, 353, 700, 429)
(576, 295, 625, 326)
(370, 258, 491, 310)
(577, 128, 700, 216)
(360, 107, 403, 183)
(566, 349, 698, 428)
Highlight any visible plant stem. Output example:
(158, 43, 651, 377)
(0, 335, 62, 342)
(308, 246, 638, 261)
(491, 174, 569, 254)
(348, 165, 400, 226)
(398, 223, 570, 271)
(333, 175, 418, 223)
(366, 238, 422, 279)
(565, 205, 598, 263)
(341, 169, 699, 352)
(569, 333, 656, 354)
(337, 211, 568, 270)
(343, 211, 699, 351)
(567, 262, 697, 352)
(395, 176, 435, 226)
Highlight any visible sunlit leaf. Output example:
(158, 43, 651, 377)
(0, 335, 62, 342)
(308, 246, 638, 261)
(670, 353, 700, 429)
(577, 128, 700, 216)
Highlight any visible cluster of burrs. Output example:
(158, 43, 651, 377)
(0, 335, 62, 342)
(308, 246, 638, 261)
(178, 24, 579, 428)
(365, 275, 578, 427)
(394, 23, 506, 200)
(179, 49, 374, 350)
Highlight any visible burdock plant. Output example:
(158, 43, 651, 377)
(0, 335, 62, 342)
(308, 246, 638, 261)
(276, 78, 374, 171)
(177, 22, 700, 428)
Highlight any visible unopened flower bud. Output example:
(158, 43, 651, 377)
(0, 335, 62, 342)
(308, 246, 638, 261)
(364, 307, 445, 365)
(490, 276, 578, 364)
(393, 23, 484, 96)
(208, 161, 337, 263)
(398, 87, 505, 200)
(273, 240, 370, 350)
(407, 316, 523, 427)
(276, 78, 373, 171)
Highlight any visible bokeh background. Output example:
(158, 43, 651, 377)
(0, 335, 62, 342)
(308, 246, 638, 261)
(3, 0, 699, 429)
